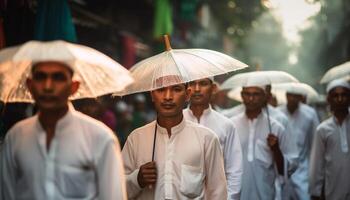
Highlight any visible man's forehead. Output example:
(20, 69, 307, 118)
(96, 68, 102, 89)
(329, 86, 350, 94)
(153, 83, 187, 90)
(191, 78, 212, 83)
(31, 61, 73, 76)
(242, 86, 265, 93)
(32, 61, 73, 74)
(286, 92, 303, 97)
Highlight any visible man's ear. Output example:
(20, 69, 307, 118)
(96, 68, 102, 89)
(326, 93, 331, 105)
(185, 87, 191, 102)
(150, 91, 155, 102)
(70, 81, 80, 95)
(212, 83, 218, 95)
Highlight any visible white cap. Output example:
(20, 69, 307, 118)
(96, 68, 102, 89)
(326, 78, 350, 93)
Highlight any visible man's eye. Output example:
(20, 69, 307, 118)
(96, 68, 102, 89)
(33, 73, 47, 81)
(199, 81, 209, 86)
(52, 73, 68, 81)
(155, 88, 165, 92)
(173, 87, 183, 92)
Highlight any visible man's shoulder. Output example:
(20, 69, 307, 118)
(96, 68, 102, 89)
(7, 115, 37, 136)
(316, 117, 334, 132)
(209, 109, 235, 127)
(185, 120, 219, 139)
(71, 111, 116, 139)
(300, 104, 317, 117)
(128, 120, 156, 138)
(230, 112, 245, 123)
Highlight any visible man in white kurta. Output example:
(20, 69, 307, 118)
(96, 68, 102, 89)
(183, 78, 243, 200)
(0, 62, 127, 200)
(122, 82, 227, 200)
(231, 85, 288, 200)
(1, 106, 126, 200)
(278, 93, 319, 200)
(309, 79, 350, 200)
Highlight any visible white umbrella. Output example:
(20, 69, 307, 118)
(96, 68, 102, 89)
(320, 61, 350, 84)
(227, 83, 321, 105)
(115, 35, 248, 96)
(220, 70, 299, 90)
(0, 40, 134, 103)
(227, 87, 244, 102)
(271, 82, 320, 104)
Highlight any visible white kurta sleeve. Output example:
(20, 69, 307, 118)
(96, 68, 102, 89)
(223, 126, 242, 200)
(204, 135, 228, 200)
(0, 133, 16, 200)
(122, 137, 143, 199)
(96, 139, 127, 200)
(309, 126, 325, 197)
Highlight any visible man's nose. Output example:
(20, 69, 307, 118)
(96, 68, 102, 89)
(43, 78, 54, 91)
(164, 88, 173, 99)
(194, 83, 200, 91)
(336, 95, 344, 103)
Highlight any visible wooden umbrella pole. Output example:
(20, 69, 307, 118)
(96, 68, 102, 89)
(163, 35, 172, 51)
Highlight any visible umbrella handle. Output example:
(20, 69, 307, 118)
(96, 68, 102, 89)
(265, 106, 272, 133)
(163, 35, 172, 51)
(152, 123, 157, 161)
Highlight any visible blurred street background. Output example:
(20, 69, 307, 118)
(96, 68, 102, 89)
(1, 0, 349, 146)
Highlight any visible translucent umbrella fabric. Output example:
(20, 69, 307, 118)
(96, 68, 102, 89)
(320, 61, 350, 83)
(115, 48, 248, 96)
(221, 70, 299, 90)
(0, 40, 134, 103)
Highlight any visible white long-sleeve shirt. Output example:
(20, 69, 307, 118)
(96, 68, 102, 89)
(231, 112, 288, 200)
(278, 103, 319, 200)
(122, 119, 227, 200)
(309, 115, 350, 200)
(183, 106, 243, 200)
(0, 107, 127, 200)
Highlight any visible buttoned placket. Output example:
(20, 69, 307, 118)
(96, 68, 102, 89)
(336, 117, 349, 153)
(164, 131, 175, 199)
(247, 119, 257, 162)
(37, 125, 58, 199)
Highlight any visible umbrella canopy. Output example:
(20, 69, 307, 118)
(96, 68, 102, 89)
(0, 40, 134, 103)
(221, 70, 299, 90)
(115, 36, 248, 95)
(320, 61, 350, 83)
(271, 82, 320, 104)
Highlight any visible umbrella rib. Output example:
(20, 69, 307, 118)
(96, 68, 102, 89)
(169, 51, 189, 81)
(182, 50, 229, 72)
(73, 61, 98, 98)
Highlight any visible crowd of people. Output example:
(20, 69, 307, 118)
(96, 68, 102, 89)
(0, 57, 349, 200)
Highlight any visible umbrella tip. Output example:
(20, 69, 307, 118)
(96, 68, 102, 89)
(163, 35, 172, 51)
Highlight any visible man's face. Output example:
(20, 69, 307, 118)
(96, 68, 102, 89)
(241, 87, 266, 111)
(188, 78, 215, 106)
(286, 93, 303, 108)
(151, 84, 189, 118)
(328, 87, 350, 112)
(26, 62, 79, 112)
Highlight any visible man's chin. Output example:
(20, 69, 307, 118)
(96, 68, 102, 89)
(158, 111, 181, 118)
(190, 98, 205, 105)
(37, 102, 65, 112)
